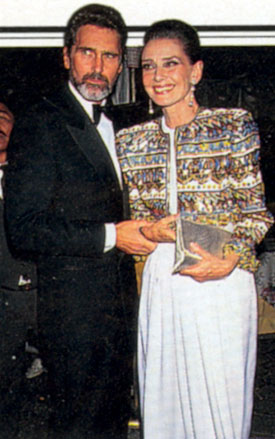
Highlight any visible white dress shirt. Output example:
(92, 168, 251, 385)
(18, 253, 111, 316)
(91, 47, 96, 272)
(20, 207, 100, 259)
(69, 82, 121, 252)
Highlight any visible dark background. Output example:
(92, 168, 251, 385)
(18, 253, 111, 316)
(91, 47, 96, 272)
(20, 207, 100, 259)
(1, 45, 274, 205)
(0, 44, 274, 438)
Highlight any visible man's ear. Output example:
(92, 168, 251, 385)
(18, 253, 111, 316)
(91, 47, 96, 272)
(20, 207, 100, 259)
(118, 59, 123, 75)
(63, 47, 70, 70)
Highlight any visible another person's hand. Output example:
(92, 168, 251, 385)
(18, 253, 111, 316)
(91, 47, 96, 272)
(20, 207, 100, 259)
(180, 242, 239, 282)
(139, 214, 178, 243)
(116, 220, 157, 255)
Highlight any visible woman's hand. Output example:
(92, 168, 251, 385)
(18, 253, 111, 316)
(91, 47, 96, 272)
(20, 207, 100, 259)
(180, 242, 239, 282)
(140, 214, 179, 243)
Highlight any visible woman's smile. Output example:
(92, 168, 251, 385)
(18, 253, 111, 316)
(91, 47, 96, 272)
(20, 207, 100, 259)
(153, 84, 175, 94)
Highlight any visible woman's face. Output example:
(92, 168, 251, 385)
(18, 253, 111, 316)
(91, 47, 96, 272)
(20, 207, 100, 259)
(141, 38, 203, 110)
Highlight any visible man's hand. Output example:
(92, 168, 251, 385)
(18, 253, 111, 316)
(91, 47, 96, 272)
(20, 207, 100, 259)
(180, 242, 239, 282)
(116, 220, 157, 255)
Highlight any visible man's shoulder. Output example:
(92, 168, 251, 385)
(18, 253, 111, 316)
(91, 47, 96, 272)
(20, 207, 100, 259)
(13, 95, 61, 130)
(43, 85, 79, 111)
(17, 85, 78, 122)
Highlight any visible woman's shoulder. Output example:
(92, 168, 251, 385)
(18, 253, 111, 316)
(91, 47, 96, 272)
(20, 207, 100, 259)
(116, 118, 161, 140)
(193, 107, 258, 140)
(198, 107, 254, 124)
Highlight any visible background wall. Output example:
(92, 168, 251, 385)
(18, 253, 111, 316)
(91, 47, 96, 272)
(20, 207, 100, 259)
(1, 0, 275, 46)
(1, 0, 275, 27)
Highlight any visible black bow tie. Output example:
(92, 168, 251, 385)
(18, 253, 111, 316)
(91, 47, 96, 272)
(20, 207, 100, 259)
(92, 105, 103, 125)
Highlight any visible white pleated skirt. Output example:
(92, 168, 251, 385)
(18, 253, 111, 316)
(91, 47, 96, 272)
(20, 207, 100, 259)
(138, 243, 257, 439)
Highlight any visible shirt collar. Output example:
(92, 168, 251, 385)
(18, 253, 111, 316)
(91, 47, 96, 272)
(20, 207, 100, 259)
(68, 81, 106, 120)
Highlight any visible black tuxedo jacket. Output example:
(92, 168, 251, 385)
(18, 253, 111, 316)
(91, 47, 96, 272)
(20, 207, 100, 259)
(5, 82, 137, 329)
(4, 86, 137, 432)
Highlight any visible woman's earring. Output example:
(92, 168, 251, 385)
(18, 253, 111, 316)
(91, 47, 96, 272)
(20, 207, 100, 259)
(188, 80, 196, 107)
(148, 99, 154, 115)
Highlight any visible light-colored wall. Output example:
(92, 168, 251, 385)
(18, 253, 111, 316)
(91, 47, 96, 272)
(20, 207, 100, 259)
(1, 0, 274, 46)
(1, 0, 273, 26)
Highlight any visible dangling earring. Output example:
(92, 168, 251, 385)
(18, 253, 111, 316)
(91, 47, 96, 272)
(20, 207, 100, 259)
(148, 99, 154, 114)
(188, 80, 196, 107)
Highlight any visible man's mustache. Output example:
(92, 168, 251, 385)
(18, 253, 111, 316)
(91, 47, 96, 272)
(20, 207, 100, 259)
(82, 73, 109, 85)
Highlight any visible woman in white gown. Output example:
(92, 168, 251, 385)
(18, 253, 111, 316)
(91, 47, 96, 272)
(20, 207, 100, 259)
(116, 19, 273, 439)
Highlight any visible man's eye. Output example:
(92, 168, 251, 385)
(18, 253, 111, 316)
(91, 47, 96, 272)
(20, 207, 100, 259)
(82, 49, 93, 56)
(104, 53, 117, 59)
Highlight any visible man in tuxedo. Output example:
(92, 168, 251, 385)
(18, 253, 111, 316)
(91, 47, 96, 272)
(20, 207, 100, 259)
(4, 5, 155, 439)
(0, 102, 37, 437)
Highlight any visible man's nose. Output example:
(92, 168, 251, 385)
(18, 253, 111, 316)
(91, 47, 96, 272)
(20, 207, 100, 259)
(93, 54, 103, 73)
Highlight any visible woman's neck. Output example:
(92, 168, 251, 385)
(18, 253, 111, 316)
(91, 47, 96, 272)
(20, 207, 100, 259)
(162, 101, 200, 129)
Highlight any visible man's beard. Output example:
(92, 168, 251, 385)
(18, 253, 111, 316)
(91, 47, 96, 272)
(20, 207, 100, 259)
(70, 71, 112, 102)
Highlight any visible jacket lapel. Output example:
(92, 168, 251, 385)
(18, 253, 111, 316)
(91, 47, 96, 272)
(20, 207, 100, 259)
(67, 121, 120, 188)
(46, 86, 121, 189)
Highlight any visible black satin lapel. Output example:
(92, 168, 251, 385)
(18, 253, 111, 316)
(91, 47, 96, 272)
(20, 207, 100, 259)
(67, 121, 120, 188)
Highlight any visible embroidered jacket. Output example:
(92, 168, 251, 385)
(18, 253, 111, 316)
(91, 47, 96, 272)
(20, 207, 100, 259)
(116, 108, 274, 272)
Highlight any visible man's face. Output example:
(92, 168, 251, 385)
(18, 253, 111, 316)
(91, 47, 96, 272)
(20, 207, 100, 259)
(63, 24, 123, 102)
(0, 103, 14, 161)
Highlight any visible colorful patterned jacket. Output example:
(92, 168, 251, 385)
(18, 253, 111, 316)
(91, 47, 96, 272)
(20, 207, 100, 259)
(116, 108, 274, 272)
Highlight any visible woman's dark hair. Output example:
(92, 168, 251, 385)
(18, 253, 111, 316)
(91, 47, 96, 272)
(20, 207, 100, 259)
(64, 4, 127, 54)
(144, 19, 201, 64)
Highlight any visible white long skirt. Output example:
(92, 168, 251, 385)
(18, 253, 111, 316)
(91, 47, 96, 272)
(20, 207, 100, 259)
(138, 243, 257, 439)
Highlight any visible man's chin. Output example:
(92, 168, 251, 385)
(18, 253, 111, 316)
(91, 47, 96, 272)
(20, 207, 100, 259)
(77, 84, 109, 102)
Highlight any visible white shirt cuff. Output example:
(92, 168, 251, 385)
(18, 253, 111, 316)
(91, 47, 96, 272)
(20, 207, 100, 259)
(104, 223, 116, 253)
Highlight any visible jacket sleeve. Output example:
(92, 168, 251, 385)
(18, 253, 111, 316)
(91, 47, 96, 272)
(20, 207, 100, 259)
(223, 111, 274, 271)
(4, 111, 106, 259)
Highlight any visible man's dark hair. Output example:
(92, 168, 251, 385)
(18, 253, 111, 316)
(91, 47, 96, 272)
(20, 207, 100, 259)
(64, 3, 127, 54)
(144, 19, 201, 64)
